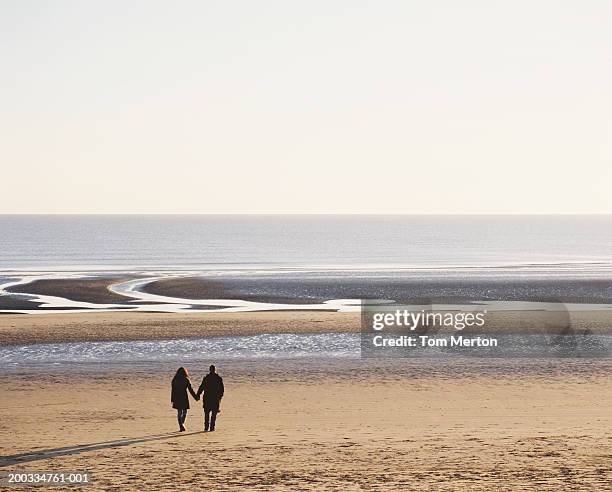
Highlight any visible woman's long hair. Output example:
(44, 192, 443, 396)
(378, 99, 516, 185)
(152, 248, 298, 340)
(174, 367, 189, 380)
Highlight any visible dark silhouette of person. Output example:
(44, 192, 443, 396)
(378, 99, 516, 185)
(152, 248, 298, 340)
(197, 365, 224, 432)
(171, 367, 198, 432)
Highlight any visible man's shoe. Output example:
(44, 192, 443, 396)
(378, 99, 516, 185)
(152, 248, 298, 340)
(179, 424, 186, 432)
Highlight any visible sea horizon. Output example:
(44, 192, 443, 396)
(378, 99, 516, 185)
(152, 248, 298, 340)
(2, 214, 612, 271)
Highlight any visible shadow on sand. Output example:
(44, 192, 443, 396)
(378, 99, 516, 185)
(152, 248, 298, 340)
(0, 431, 203, 467)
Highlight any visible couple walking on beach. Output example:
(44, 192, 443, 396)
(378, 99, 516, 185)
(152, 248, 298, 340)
(171, 365, 224, 432)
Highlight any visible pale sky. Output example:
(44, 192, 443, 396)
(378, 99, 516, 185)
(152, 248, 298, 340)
(1, 1, 611, 214)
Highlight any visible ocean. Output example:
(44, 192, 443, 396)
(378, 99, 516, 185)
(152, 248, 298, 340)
(2, 214, 612, 272)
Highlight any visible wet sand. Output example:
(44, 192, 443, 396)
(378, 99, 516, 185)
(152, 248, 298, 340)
(143, 275, 612, 304)
(4, 274, 612, 314)
(1, 359, 611, 491)
(5, 277, 138, 305)
(0, 312, 360, 346)
(2, 310, 612, 346)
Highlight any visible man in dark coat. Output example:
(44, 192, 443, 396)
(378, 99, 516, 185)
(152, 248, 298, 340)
(197, 365, 224, 432)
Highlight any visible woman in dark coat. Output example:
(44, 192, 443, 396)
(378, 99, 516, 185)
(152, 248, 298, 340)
(171, 367, 198, 431)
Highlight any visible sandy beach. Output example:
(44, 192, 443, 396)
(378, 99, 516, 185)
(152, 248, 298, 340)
(0, 311, 611, 490)
(1, 358, 611, 491)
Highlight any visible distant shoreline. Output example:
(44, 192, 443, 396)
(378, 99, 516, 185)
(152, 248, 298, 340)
(3, 271, 612, 314)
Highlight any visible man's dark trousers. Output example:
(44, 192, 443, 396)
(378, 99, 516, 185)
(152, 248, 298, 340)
(205, 408, 218, 431)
